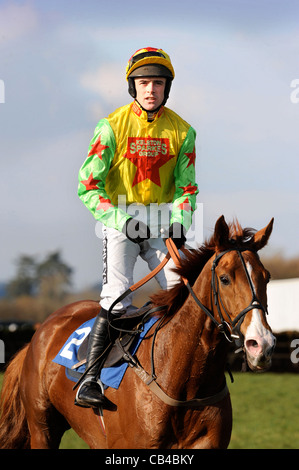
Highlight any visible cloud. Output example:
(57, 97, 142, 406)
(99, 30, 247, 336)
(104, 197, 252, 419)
(80, 64, 127, 102)
(79, 63, 129, 120)
(0, 1, 39, 43)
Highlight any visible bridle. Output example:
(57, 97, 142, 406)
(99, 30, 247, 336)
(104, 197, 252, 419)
(106, 238, 268, 349)
(183, 246, 268, 348)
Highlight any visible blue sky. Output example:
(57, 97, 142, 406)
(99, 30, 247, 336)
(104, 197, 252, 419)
(1, 0, 299, 289)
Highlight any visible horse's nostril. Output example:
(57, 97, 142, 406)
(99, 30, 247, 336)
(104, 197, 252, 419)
(245, 338, 263, 357)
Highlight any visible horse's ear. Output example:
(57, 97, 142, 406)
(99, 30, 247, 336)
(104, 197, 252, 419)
(214, 215, 230, 249)
(252, 218, 274, 251)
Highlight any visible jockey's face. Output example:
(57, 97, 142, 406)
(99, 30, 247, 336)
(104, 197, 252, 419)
(135, 77, 166, 111)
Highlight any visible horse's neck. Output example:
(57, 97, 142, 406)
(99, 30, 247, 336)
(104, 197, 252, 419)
(157, 266, 228, 399)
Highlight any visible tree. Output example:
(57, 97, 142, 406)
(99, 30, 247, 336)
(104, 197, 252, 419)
(261, 253, 299, 279)
(37, 252, 72, 301)
(6, 255, 37, 298)
(6, 251, 73, 301)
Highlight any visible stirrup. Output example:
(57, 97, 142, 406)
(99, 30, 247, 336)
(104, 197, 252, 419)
(75, 377, 117, 411)
(74, 377, 105, 408)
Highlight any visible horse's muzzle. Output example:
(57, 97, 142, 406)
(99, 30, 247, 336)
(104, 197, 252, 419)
(244, 334, 276, 371)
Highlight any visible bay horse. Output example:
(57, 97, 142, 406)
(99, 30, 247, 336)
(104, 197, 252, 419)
(0, 216, 276, 449)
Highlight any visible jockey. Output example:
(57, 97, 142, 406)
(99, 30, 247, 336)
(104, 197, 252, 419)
(76, 47, 198, 409)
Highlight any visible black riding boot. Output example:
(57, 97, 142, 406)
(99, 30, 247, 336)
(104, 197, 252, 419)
(76, 309, 117, 410)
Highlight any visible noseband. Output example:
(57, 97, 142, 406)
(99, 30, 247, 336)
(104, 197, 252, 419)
(186, 247, 268, 348)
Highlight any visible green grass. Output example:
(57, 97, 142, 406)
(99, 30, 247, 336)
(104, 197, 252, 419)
(228, 372, 299, 449)
(59, 429, 89, 449)
(1, 372, 299, 448)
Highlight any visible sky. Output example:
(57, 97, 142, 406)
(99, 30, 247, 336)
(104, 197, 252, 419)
(0, 0, 299, 290)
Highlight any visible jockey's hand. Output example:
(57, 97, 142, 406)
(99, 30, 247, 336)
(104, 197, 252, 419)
(164, 222, 186, 249)
(122, 218, 151, 245)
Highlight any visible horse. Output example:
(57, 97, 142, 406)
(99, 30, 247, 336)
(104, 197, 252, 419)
(0, 216, 276, 449)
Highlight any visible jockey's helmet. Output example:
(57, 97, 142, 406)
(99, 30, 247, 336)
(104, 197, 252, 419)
(126, 47, 175, 105)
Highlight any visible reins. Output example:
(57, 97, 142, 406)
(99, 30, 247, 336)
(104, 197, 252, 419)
(105, 250, 172, 333)
(75, 238, 267, 407)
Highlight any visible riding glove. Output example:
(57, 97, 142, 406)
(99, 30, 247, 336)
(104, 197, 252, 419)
(122, 218, 151, 245)
(165, 222, 186, 249)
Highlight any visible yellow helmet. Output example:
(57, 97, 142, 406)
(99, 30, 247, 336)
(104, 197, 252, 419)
(126, 47, 174, 79)
(126, 47, 175, 104)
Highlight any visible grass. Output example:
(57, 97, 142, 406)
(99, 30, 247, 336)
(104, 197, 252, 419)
(60, 429, 89, 449)
(228, 372, 299, 449)
(1, 372, 299, 449)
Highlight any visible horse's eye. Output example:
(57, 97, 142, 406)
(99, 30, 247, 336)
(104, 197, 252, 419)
(220, 275, 230, 286)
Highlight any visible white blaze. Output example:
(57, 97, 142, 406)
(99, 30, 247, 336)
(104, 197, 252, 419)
(244, 262, 275, 364)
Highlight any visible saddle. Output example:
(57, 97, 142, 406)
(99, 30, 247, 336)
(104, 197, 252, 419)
(69, 302, 166, 384)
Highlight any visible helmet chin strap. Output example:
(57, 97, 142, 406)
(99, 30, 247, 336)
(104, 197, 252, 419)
(135, 99, 162, 122)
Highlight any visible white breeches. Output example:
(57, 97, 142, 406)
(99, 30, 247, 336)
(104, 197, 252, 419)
(100, 225, 180, 312)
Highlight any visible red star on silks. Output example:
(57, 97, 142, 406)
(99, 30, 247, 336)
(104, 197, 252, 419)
(96, 196, 113, 212)
(88, 135, 109, 160)
(81, 172, 101, 191)
(178, 197, 194, 212)
(124, 152, 175, 187)
(179, 182, 197, 196)
(185, 146, 196, 168)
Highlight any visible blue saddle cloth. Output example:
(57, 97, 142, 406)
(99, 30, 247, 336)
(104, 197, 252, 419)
(53, 316, 158, 389)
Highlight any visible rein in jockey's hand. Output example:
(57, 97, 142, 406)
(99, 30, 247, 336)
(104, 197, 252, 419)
(163, 222, 186, 249)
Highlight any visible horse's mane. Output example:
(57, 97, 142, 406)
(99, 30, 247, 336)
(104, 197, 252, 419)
(151, 220, 257, 317)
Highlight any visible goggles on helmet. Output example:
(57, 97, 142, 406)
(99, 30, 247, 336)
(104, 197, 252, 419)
(126, 47, 175, 80)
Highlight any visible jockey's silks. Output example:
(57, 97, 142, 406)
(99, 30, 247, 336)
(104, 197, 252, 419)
(78, 100, 198, 232)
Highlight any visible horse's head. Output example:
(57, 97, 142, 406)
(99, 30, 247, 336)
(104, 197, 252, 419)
(212, 216, 276, 372)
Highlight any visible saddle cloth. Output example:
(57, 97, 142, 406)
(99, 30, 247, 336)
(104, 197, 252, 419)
(53, 315, 158, 389)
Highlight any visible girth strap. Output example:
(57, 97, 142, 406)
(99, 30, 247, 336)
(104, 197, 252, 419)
(132, 361, 229, 408)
